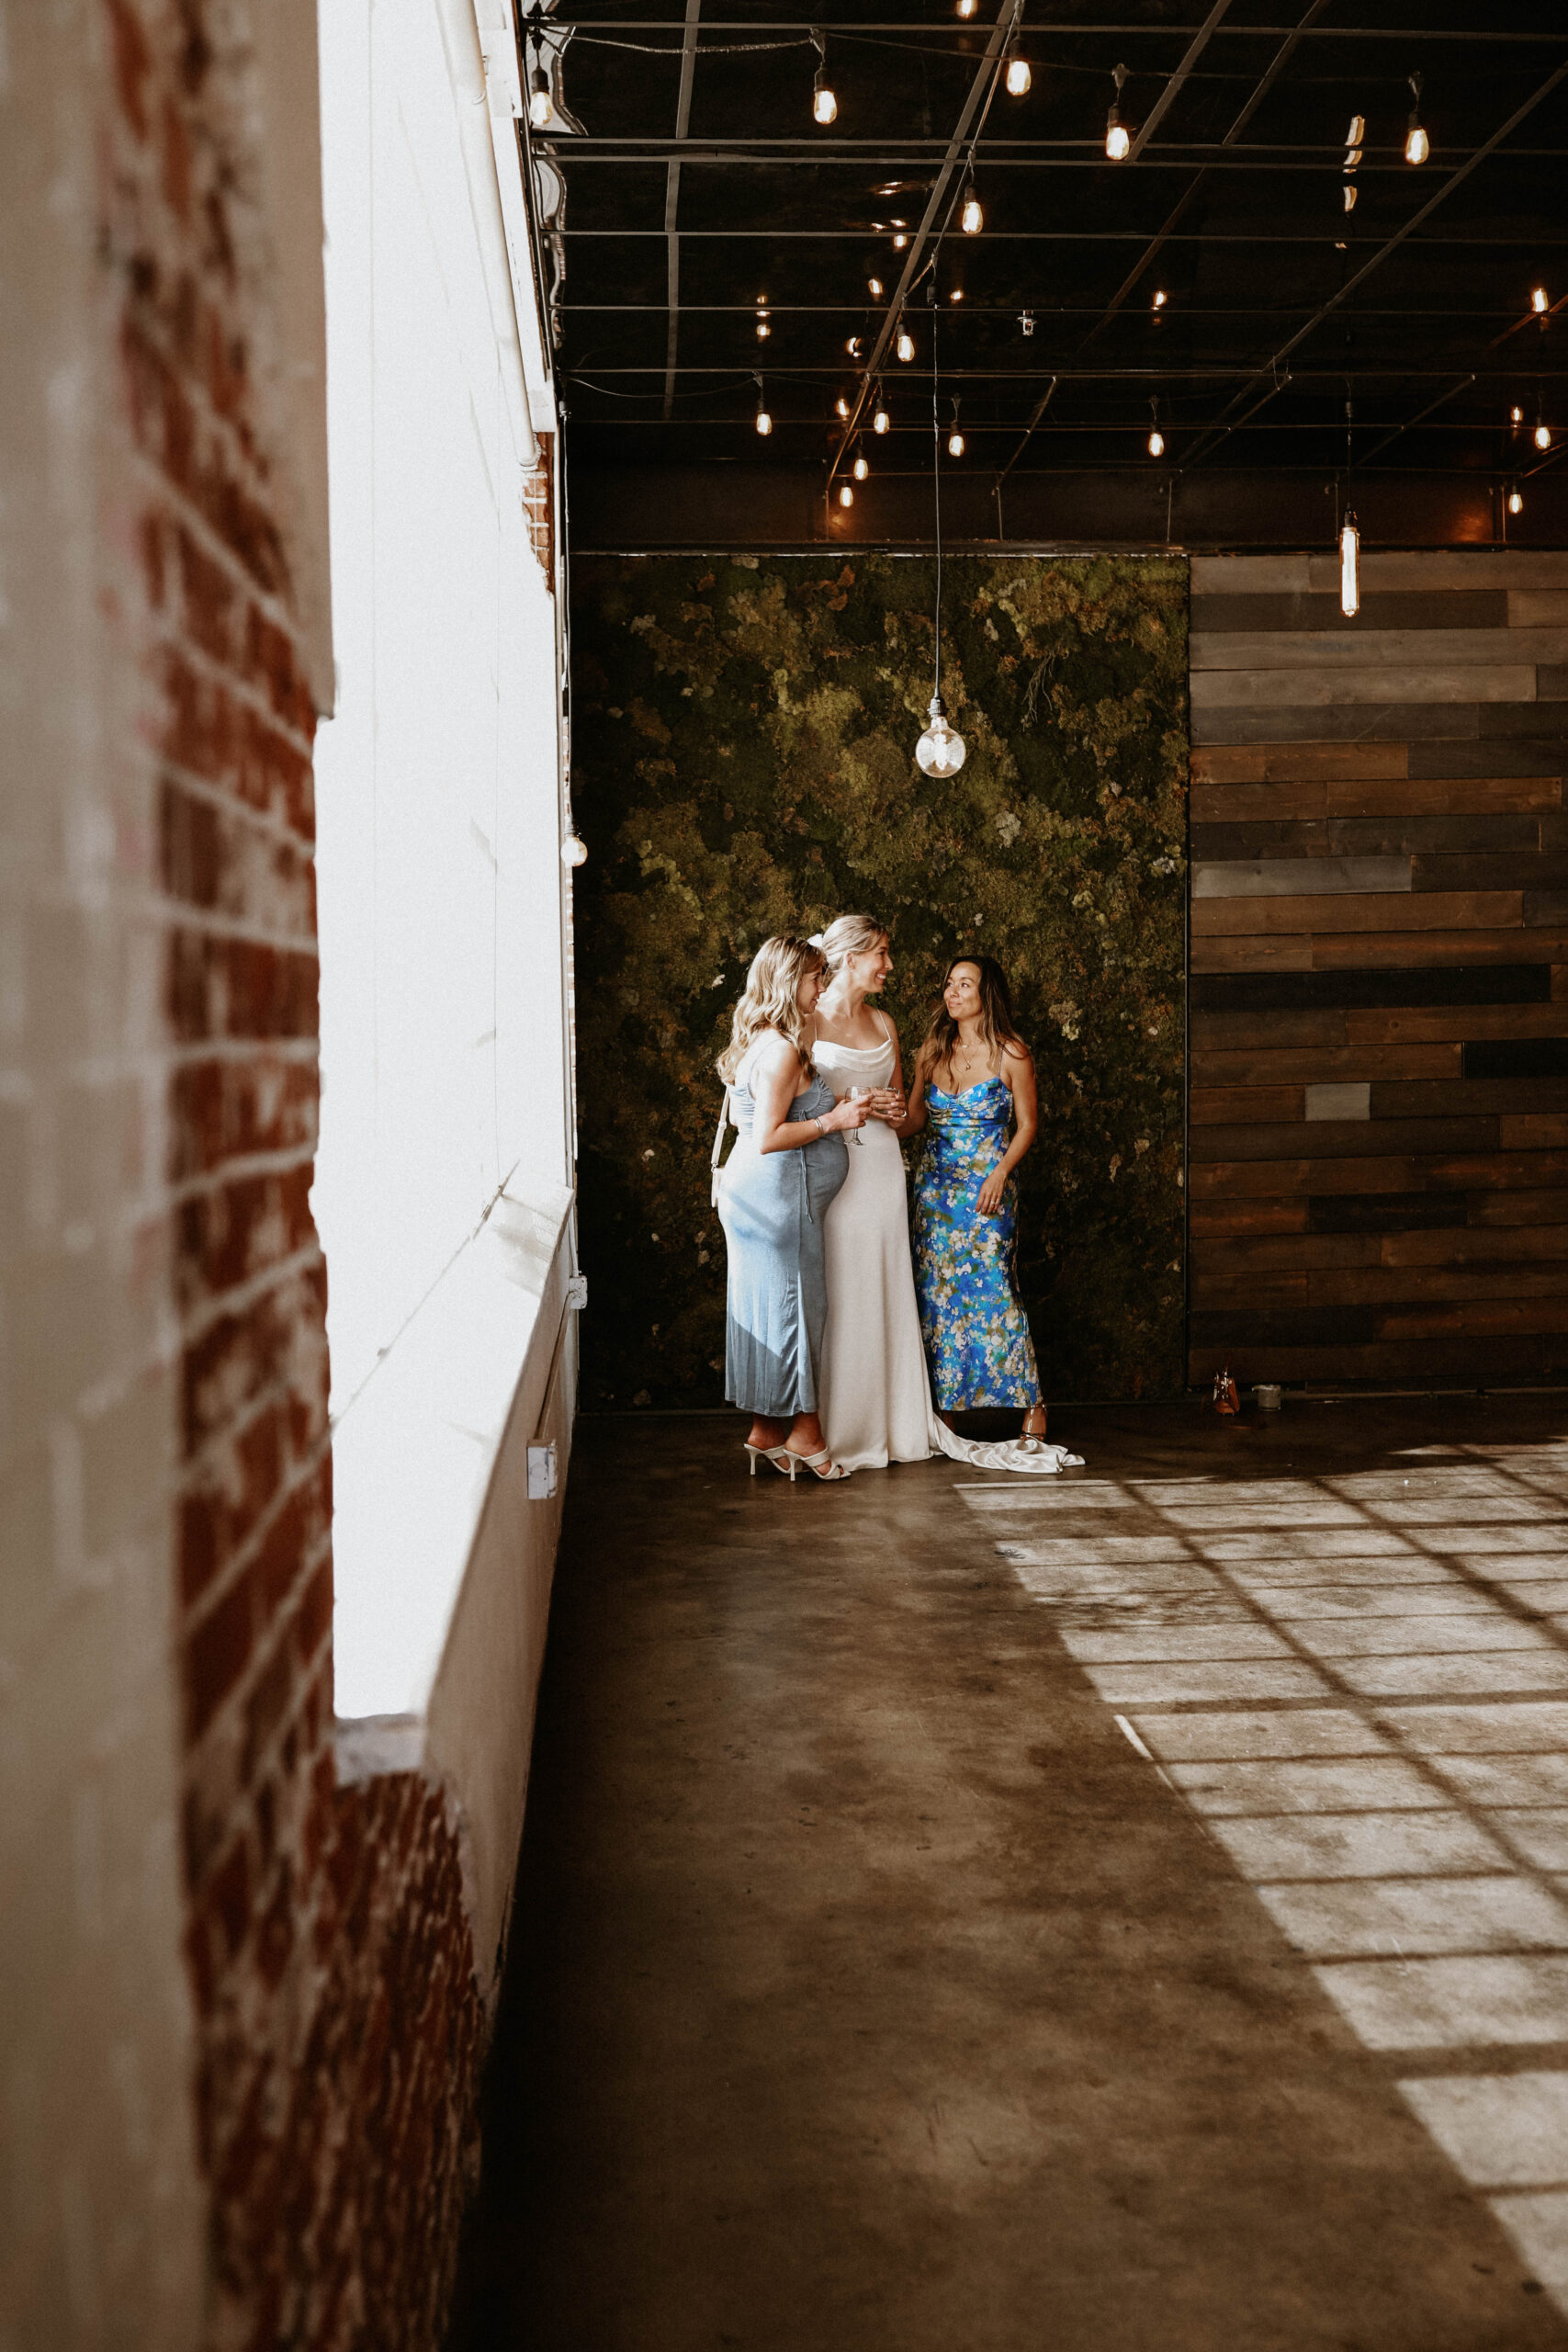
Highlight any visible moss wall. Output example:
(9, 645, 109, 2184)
(570, 553, 1188, 1407)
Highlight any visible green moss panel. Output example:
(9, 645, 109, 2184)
(570, 553, 1189, 1407)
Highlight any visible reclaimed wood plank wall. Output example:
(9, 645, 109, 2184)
(1188, 548, 1568, 1391)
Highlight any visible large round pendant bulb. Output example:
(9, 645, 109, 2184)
(839, 483, 854, 508)
(1106, 118, 1130, 161)
(1537, 423, 1553, 451)
(915, 697, 966, 777)
(560, 833, 588, 868)
(1006, 54, 1031, 96)
(961, 194, 982, 235)
(1339, 518, 1360, 619)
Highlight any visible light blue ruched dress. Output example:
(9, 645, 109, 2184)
(717, 1039, 849, 1417)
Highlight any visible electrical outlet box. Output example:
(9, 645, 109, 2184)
(566, 1274, 588, 1310)
(527, 1442, 558, 1499)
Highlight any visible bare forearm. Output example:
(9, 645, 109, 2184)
(759, 1118, 829, 1154)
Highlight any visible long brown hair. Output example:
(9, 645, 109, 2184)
(717, 935, 825, 1082)
(917, 954, 1027, 1084)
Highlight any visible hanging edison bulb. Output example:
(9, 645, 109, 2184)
(1404, 72, 1428, 164)
(755, 396, 772, 437)
(897, 328, 915, 363)
(1511, 405, 1525, 424)
(1537, 419, 1553, 451)
(835, 395, 851, 420)
(1105, 65, 1131, 160)
(1533, 286, 1550, 314)
(868, 277, 884, 298)
(528, 59, 556, 130)
(1153, 289, 1168, 311)
(915, 696, 966, 777)
(948, 429, 964, 457)
(812, 61, 837, 124)
(961, 187, 983, 235)
(846, 335, 863, 358)
(873, 399, 890, 435)
(1340, 512, 1360, 619)
(956, 0, 976, 16)
(853, 449, 869, 481)
(892, 232, 908, 251)
(1509, 485, 1524, 515)
(1004, 37, 1031, 96)
(1148, 428, 1165, 457)
(839, 482, 854, 508)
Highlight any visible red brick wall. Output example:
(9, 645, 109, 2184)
(102, 4, 486, 2341)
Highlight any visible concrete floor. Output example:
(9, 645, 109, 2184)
(447, 1398, 1568, 2351)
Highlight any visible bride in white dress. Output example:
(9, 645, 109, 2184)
(811, 915, 1082, 1477)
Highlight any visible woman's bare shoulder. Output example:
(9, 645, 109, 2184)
(1000, 1035, 1033, 1068)
(750, 1028, 798, 1073)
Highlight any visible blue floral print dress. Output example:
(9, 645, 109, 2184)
(911, 1076, 1042, 1410)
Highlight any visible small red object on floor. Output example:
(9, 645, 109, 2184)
(1213, 1365, 1239, 1415)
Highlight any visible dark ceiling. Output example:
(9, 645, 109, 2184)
(527, 1, 1568, 537)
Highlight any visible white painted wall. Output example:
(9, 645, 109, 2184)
(314, 0, 576, 1968)
(0, 9, 206, 2343)
(312, 0, 569, 1422)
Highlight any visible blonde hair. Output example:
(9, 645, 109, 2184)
(717, 935, 825, 1082)
(816, 912, 889, 974)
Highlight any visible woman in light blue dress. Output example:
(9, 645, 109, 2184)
(715, 935, 870, 1480)
(906, 956, 1049, 1440)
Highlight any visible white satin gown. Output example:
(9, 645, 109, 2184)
(814, 1020, 1082, 1476)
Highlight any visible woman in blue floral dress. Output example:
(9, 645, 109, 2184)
(907, 956, 1048, 1439)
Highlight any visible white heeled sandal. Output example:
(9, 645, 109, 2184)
(781, 1447, 850, 1482)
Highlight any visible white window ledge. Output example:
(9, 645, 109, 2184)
(332, 1174, 577, 1989)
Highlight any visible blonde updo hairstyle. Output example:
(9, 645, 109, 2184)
(717, 934, 826, 1083)
(817, 912, 889, 975)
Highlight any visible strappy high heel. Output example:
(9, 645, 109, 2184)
(744, 1442, 790, 1476)
(780, 1447, 850, 1483)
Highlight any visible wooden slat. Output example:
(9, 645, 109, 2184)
(1191, 1118, 1497, 1164)
(1191, 1044, 1461, 1085)
(1190, 665, 1537, 708)
(1190, 1149, 1568, 1198)
(1501, 1114, 1568, 1149)
(1302, 552, 1568, 594)
(1193, 857, 1412, 899)
(1310, 930, 1568, 970)
(1188, 1199, 1310, 1238)
(1472, 1189, 1568, 1227)
(1343, 1005, 1568, 1045)
(1194, 1262, 1568, 1312)
(1191, 743, 1408, 785)
(1329, 776, 1562, 816)
(1190, 555, 1313, 595)
(1377, 1296, 1568, 1340)
(1512, 593, 1568, 629)
(1191, 592, 1508, 637)
(1193, 817, 1540, 862)
(1190, 1086, 1304, 1125)
(1192, 628, 1568, 673)
(1191, 1008, 1348, 1049)
(1190, 1232, 1381, 1273)
(1189, 1337, 1561, 1382)
(1195, 706, 1484, 748)
(1383, 1226, 1568, 1267)
(1192, 890, 1524, 937)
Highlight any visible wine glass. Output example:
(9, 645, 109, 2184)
(849, 1085, 865, 1146)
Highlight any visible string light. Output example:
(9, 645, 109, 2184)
(897, 328, 915, 362)
(839, 482, 854, 507)
(1511, 404, 1524, 424)
(1346, 113, 1366, 147)
(892, 231, 908, 250)
(1537, 416, 1553, 452)
(853, 447, 869, 481)
(949, 428, 964, 457)
(949, 286, 964, 301)
(1343, 185, 1358, 214)
(835, 395, 851, 420)
(811, 30, 836, 124)
(1004, 32, 1031, 96)
(846, 336, 863, 357)
(1509, 484, 1524, 515)
(873, 397, 890, 435)
(754, 379, 772, 436)
(528, 55, 555, 130)
(1404, 71, 1428, 164)
(1152, 288, 1167, 311)
(957, 0, 976, 14)
(1106, 64, 1131, 161)
(961, 181, 983, 235)
(756, 317, 770, 341)
(868, 277, 884, 298)
(1533, 286, 1550, 314)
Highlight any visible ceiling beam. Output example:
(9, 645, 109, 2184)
(1125, 0, 1233, 164)
(660, 0, 703, 419)
(1179, 55, 1568, 467)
